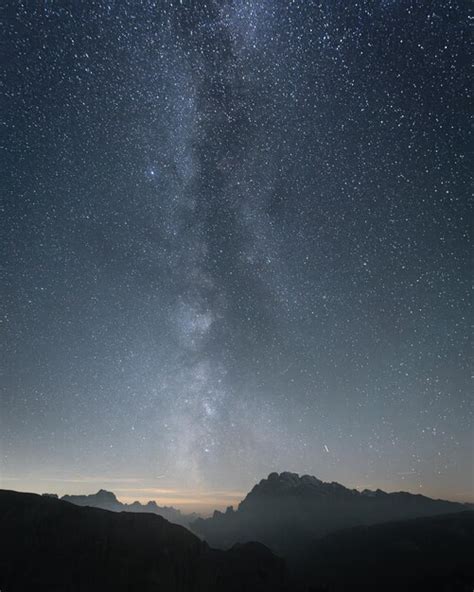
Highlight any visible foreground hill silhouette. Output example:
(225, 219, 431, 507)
(1, 486, 472, 591)
(193, 472, 471, 559)
(0, 490, 287, 592)
(57, 488, 198, 527)
(297, 510, 474, 591)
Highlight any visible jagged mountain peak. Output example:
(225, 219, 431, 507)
(57, 488, 199, 527)
(62, 489, 119, 504)
(263, 471, 323, 486)
(95, 489, 118, 500)
(241, 472, 353, 506)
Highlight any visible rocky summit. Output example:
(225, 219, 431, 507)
(193, 472, 469, 557)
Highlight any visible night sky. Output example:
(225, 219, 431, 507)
(1, 1, 472, 512)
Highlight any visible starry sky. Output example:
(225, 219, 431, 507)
(1, 1, 472, 512)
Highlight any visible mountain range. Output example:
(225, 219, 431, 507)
(192, 471, 471, 559)
(2, 472, 472, 591)
(50, 488, 198, 527)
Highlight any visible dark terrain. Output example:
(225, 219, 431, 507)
(296, 511, 474, 591)
(1, 477, 473, 592)
(0, 490, 287, 592)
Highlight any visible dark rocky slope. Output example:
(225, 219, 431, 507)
(297, 510, 474, 591)
(0, 489, 287, 592)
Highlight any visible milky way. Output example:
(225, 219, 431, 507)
(1, 1, 471, 510)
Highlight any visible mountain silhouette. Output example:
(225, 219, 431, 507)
(193, 471, 471, 559)
(0, 489, 287, 592)
(1, 481, 472, 592)
(297, 510, 474, 591)
(59, 489, 198, 526)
